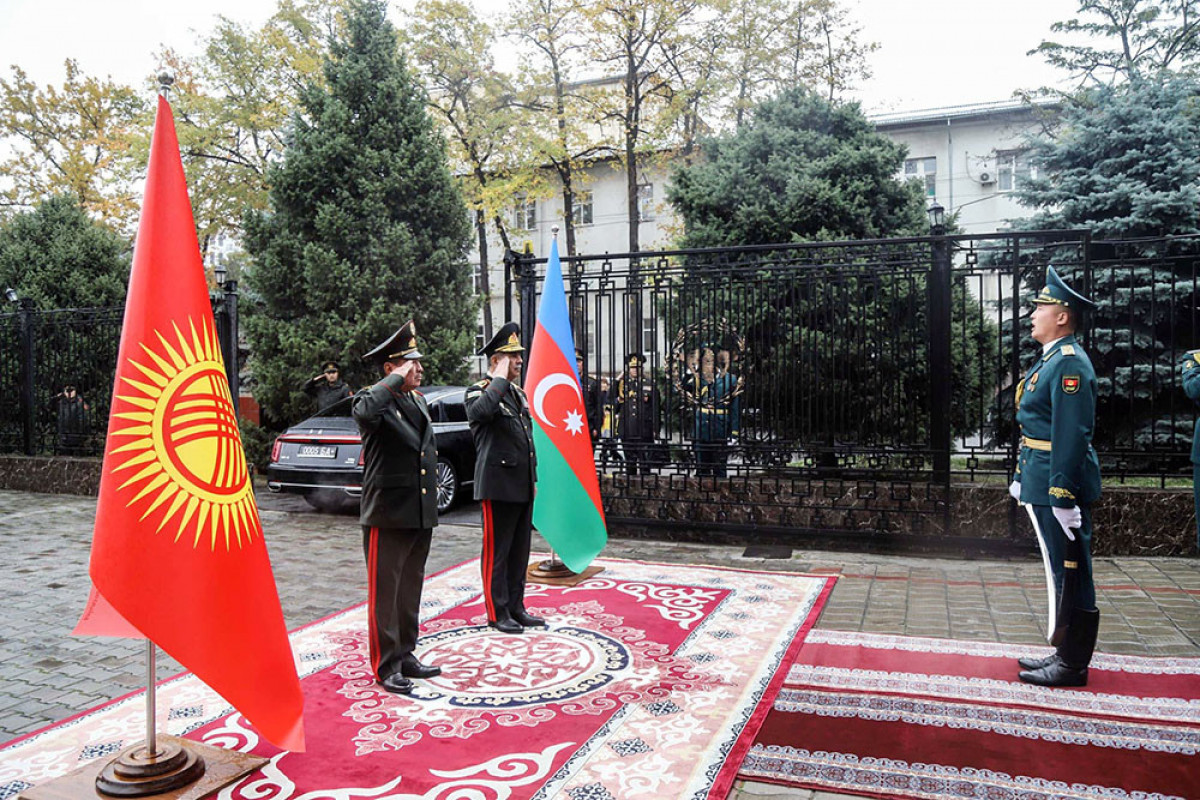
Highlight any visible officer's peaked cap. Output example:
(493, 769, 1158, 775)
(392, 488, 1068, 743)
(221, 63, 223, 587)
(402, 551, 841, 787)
(478, 321, 524, 357)
(1032, 266, 1096, 313)
(363, 319, 422, 365)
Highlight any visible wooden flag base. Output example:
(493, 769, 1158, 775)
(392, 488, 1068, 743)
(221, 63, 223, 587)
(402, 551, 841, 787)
(527, 560, 604, 586)
(20, 735, 267, 800)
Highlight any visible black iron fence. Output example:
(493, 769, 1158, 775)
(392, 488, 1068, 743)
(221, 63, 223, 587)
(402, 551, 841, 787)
(1, 291, 240, 458)
(511, 231, 1200, 550)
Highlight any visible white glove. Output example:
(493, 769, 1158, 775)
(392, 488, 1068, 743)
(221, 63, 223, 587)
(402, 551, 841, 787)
(1052, 505, 1081, 541)
(1008, 480, 1021, 501)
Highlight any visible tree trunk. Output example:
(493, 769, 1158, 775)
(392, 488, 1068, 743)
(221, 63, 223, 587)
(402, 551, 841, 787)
(476, 210, 493, 342)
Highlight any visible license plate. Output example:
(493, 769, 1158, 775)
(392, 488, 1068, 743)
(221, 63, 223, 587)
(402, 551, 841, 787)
(298, 445, 337, 458)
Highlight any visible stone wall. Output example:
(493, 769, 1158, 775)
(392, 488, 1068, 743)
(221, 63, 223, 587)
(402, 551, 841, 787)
(0, 455, 103, 496)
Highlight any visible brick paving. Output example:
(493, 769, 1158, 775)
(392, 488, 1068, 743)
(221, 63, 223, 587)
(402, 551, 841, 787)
(0, 487, 1197, 799)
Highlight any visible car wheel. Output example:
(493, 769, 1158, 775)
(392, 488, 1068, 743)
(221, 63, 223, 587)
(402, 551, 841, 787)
(436, 457, 459, 514)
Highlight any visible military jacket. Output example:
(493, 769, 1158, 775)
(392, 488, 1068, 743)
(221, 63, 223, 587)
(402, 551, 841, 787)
(581, 374, 602, 440)
(303, 376, 353, 412)
(352, 372, 438, 529)
(614, 376, 659, 440)
(1181, 350, 1200, 464)
(1015, 334, 1101, 508)
(465, 376, 538, 502)
(691, 372, 741, 441)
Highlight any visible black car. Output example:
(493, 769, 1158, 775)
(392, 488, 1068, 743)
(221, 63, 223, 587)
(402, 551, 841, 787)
(266, 386, 475, 514)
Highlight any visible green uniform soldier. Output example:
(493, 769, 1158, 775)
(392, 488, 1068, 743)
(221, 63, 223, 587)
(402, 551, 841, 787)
(1009, 266, 1102, 688)
(353, 320, 441, 694)
(1180, 349, 1200, 550)
(465, 322, 544, 635)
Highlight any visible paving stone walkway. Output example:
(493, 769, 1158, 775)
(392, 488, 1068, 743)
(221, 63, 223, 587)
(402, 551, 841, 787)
(1, 488, 1196, 799)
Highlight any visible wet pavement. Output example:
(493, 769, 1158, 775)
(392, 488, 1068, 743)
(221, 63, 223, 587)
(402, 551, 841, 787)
(0, 486, 1197, 799)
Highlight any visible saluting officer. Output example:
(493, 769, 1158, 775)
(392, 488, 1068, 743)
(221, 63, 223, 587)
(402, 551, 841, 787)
(1181, 349, 1200, 550)
(353, 320, 441, 694)
(1009, 266, 1102, 688)
(614, 353, 660, 475)
(465, 322, 544, 634)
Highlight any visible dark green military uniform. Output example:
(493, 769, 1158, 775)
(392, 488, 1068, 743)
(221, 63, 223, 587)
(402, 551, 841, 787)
(303, 361, 353, 413)
(1180, 350, 1200, 549)
(466, 322, 540, 631)
(615, 353, 660, 475)
(354, 321, 438, 688)
(1013, 266, 1101, 688)
(691, 366, 741, 478)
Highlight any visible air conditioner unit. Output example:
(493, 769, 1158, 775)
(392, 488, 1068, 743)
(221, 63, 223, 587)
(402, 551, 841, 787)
(978, 171, 995, 185)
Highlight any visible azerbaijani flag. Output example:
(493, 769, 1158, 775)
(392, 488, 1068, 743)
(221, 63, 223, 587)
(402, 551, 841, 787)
(526, 239, 607, 571)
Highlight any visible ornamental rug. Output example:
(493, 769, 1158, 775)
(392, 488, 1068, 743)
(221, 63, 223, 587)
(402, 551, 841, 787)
(0, 558, 834, 800)
(737, 630, 1200, 800)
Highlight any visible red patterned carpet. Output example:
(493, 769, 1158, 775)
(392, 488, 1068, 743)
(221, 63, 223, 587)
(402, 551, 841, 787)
(0, 558, 834, 799)
(738, 630, 1200, 800)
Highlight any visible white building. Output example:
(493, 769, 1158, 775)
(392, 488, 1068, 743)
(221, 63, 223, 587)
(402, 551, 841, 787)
(467, 99, 1058, 374)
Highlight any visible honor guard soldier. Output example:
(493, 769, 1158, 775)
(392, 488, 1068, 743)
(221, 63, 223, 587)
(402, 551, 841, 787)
(302, 361, 353, 412)
(614, 353, 660, 475)
(353, 320, 441, 694)
(1009, 266, 1102, 687)
(465, 322, 544, 634)
(1181, 349, 1200, 550)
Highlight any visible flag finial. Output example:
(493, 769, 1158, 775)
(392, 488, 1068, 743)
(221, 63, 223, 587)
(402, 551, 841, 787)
(157, 72, 174, 99)
(552, 225, 560, 240)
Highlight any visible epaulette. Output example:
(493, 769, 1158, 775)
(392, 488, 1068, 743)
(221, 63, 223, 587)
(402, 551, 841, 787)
(466, 379, 489, 396)
(1060, 344, 1076, 357)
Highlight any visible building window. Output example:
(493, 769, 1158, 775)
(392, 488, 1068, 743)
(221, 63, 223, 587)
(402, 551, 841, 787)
(637, 183, 654, 221)
(475, 323, 486, 354)
(996, 150, 1035, 192)
(904, 157, 937, 198)
(512, 195, 536, 230)
(472, 260, 483, 294)
(642, 316, 656, 351)
(572, 191, 594, 226)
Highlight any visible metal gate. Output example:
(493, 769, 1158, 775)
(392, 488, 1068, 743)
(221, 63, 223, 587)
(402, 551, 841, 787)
(508, 230, 1198, 553)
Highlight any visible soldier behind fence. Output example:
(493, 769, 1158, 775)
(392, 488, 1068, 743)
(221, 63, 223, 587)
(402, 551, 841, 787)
(52, 384, 90, 455)
(614, 353, 660, 476)
(691, 347, 741, 478)
(1181, 348, 1200, 550)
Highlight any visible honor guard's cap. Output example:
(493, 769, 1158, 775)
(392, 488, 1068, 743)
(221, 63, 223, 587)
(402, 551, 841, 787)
(363, 319, 422, 365)
(1032, 266, 1096, 313)
(574, 347, 584, 360)
(321, 361, 340, 372)
(625, 352, 646, 367)
(478, 321, 525, 357)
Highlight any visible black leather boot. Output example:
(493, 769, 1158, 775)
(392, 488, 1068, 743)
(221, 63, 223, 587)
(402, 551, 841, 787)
(512, 608, 546, 627)
(1017, 653, 1058, 670)
(1020, 609, 1099, 688)
(400, 654, 442, 679)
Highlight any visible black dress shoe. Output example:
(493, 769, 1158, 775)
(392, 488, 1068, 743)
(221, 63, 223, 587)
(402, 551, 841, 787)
(1019, 660, 1088, 687)
(488, 618, 523, 634)
(512, 609, 546, 627)
(1017, 653, 1059, 671)
(400, 656, 442, 679)
(380, 673, 414, 694)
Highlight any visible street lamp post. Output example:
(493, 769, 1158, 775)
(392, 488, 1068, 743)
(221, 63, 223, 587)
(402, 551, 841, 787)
(212, 264, 240, 417)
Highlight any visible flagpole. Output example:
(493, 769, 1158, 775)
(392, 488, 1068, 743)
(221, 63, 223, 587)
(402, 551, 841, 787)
(145, 640, 157, 757)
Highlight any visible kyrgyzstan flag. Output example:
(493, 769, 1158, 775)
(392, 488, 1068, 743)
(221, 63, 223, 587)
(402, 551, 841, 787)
(526, 238, 607, 571)
(73, 95, 305, 752)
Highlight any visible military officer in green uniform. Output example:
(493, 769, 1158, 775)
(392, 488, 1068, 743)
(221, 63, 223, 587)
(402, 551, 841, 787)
(614, 353, 660, 476)
(1180, 349, 1200, 550)
(465, 322, 544, 635)
(353, 320, 441, 694)
(1009, 266, 1102, 688)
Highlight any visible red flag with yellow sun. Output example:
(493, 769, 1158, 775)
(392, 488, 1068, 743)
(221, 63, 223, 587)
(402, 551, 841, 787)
(74, 95, 305, 752)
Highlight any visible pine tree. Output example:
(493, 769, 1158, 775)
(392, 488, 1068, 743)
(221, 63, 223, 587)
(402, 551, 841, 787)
(665, 89, 996, 449)
(1014, 74, 1200, 456)
(243, 0, 473, 425)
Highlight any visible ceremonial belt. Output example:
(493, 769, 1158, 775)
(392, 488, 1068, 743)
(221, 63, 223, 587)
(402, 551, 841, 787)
(698, 408, 728, 415)
(1022, 436, 1052, 451)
